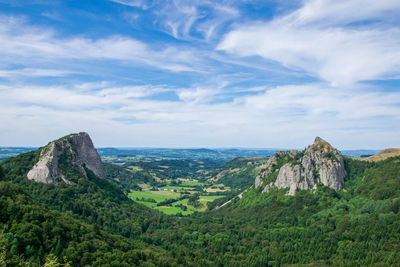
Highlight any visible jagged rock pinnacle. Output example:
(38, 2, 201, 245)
(255, 137, 346, 195)
(314, 136, 326, 144)
(27, 132, 104, 184)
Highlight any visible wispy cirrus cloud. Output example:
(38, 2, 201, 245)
(0, 15, 200, 73)
(0, 68, 74, 78)
(154, 0, 240, 40)
(218, 0, 400, 86)
(110, 0, 153, 9)
(112, 0, 240, 41)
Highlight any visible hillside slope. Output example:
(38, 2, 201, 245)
(1, 134, 400, 266)
(364, 148, 400, 162)
(0, 178, 178, 266)
(0, 134, 182, 266)
(145, 156, 400, 266)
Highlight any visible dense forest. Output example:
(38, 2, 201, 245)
(1, 149, 400, 266)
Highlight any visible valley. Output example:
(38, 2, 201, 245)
(108, 157, 263, 215)
(1, 133, 400, 266)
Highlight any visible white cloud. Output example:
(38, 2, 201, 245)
(177, 87, 218, 103)
(1, 81, 399, 148)
(217, 0, 400, 86)
(0, 68, 74, 78)
(0, 15, 199, 73)
(150, 0, 239, 40)
(1, 2, 399, 149)
(110, 0, 151, 9)
(288, 0, 400, 26)
(0, 83, 167, 109)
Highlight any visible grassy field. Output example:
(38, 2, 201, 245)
(126, 166, 143, 172)
(128, 180, 227, 215)
(180, 180, 205, 186)
(199, 195, 225, 201)
(205, 187, 230, 193)
(155, 206, 183, 215)
(160, 185, 195, 191)
(128, 190, 179, 202)
(364, 148, 400, 162)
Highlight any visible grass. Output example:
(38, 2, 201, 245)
(180, 180, 204, 186)
(161, 185, 195, 191)
(152, 190, 181, 198)
(128, 190, 176, 202)
(155, 206, 182, 215)
(129, 182, 228, 215)
(199, 195, 225, 201)
(364, 148, 400, 162)
(129, 190, 216, 215)
(138, 183, 151, 189)
(205, 188, 229, 193)
(129, 190, 182, 211)
(136, 201, 157, 208)
(173, 199, 188, 205)
(127, 166, 143, 172)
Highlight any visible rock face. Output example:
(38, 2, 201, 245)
(255, 137, 346, 195)
(27, 132, 105, 184)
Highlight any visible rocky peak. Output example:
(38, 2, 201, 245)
(254, 137, 346, 195)
(309, 136, 334, 152)
(314, 136, 325, 144)
(27, 132, 104, 184)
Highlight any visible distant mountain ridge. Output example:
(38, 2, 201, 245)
(363, 148, 400, 162)
(98, 147, 277, 163)
(0, 146, 383, 163)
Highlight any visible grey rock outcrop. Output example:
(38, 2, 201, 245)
(27, 132, 104, 184)
(255, 137, 346, 195)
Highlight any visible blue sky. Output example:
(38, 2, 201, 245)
(0, 0, 400, 149)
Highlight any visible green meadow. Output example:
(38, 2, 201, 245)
(128, 179, 227, 215)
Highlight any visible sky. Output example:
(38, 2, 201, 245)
(0, 0, 399, 149)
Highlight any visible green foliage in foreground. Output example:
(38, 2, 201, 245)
(0, 151, 181, 266)
(1, 151, 400, 266)
(0, 181, 177, 266)
(141, 156, 400, 266)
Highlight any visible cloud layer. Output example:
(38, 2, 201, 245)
(218, 0, 400, 86)
(0, 0, 399, 148)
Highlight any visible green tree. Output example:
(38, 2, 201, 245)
(0, 165, 4, 180)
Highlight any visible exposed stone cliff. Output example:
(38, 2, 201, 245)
(255, 137, 346, 195)
(27, 132, 105, 184)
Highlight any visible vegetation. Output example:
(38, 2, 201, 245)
(119, 157, 261, 215)
(103, 163, 151, 193)
(205, 157, 266, 190)
(0, 147, 37, 162)
(123, 159, 220, 181)
(1, 147, 400, 266)
(97, 147, 276, 163)
(363, 148, 400, 162)
(0, 180, 178, 266)
(140, 156, 400, 266)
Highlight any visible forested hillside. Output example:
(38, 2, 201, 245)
(0, 150, 180, 266)
(142, 156, 400, 266)
(1, 146, 400, 266)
